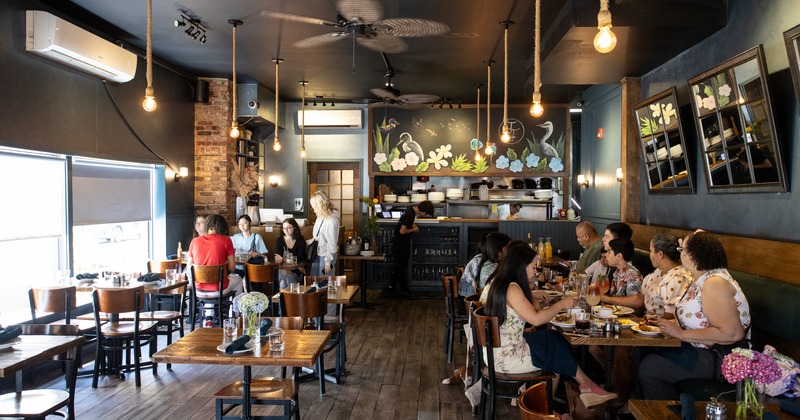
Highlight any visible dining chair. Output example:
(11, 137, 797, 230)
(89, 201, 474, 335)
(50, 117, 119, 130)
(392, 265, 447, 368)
(189, 264, 235, 331)
(0, 324, 81, 420)
(91, 286, 158, 388)
(464, 293, 484, 388)
(279, 290, 341, 395)
(245, 262, 278, 299)
(304, 275, 347, 321)
(519, 382, 560, 419)
(473, 306, 557, 420)
(441, 273, 467, 363)
(147, 258, 180, 279)
(214, 377, 300, 420)
(137, 281, 187, 370)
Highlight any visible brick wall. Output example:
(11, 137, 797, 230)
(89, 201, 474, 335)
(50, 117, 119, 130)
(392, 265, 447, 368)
(194, 78, 235, 225)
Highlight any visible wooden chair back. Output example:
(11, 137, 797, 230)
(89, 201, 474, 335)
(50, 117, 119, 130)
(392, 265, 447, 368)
(455, 266, 465, 280)
(279, 291, 327, 328)
(473, 306, 502, 349)
(441, 274, 458, 298)
(20, 323, 80, 336)
(464, 292, 483, 314)
(245, 262, 278, 294)
(519, 383, 559, 419)
(29, 286, 77, 321)
(148, 259, 180, 278)
(93, 286, 145, 315)
(270, 317, 305, 331)
(303, 275, 346, 286)
(191, 264, 226, 288)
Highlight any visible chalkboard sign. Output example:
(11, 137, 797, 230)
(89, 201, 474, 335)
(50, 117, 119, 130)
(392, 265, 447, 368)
(369, 104, 569, 176)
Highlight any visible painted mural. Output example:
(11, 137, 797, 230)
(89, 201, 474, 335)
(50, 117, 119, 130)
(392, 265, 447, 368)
(369, 105, 569, 176)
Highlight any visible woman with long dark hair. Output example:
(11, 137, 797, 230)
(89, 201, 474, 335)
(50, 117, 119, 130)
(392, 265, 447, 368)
(275, 217, 307, 287)
(459, 232, 511, 297)
(483, 244, 616, 408)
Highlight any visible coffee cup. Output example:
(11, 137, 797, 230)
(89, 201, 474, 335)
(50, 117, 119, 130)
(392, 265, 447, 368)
(567, 308, 584, 319)
(597, 307, 614, 318)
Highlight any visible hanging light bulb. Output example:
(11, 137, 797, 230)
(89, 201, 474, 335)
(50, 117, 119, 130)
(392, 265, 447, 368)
(299, 80, 308, 159)
(500, 21, 512, 143)
(501, 124, 511, 143)
(272, 58, 283, 151)
(301, 147, 306, 158)
(273, 140, 282, 151)
(228, 19, 242, 138)
(594, 0, 617, 53)
(485, 143, 494, 155)
(475, 150, 482, 161)
(142, 0, 157, 112)
(530, 0, 545, 117)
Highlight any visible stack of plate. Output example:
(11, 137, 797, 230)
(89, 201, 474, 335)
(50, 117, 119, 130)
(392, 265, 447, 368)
(446, 188, 463, 200)
(397, 195, 411, 203)
(410, 193, 427, 203)
(383, 194, 397, 203)
(428, 192, 445, 203)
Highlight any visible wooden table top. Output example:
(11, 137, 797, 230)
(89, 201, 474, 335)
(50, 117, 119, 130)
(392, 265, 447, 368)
(338, 254, 386, 261)
(271, 285, 360, 305)
(0, 335, 86, 378)
(75, 279, 188, 294)
(557, 324, 681, 348)
(152, 327, 330, 368)
(628, 399, 791, 419)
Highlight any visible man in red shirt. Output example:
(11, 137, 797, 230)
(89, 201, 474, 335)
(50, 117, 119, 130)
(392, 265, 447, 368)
(187, 214, 242, 294)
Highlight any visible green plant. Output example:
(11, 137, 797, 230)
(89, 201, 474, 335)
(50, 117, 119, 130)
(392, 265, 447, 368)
(359, 196, 381, 237)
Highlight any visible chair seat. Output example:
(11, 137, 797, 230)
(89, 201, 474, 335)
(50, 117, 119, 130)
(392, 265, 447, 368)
(481, 366, 558, 382)
(214, 378, 298, 400)
(0, 389, 69, 417)
(196, 289, 236, 299)
(121, 310, 182, 322)
(47, 318, 98, 334)
(99, 321, 159, 336)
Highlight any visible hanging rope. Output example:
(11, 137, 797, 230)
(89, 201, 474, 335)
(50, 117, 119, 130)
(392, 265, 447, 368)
(231, 23, 237, 122)
(486, 62, 491, 154)
(273, 58, 282, 151)
(145, 0, 153, 91)
(534, 0, 541, 100)
(503, 23, 508, 129)
(300, 81, 307, 157)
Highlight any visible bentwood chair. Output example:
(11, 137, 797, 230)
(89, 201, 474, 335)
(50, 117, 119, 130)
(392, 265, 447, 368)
(0, 324, 81, 420)
(91, 286, 158, 388)
(464, 293, 484, 388)
(245, 262, 279, 298)
(441, 274, 468, 363)
(190, 264, 235, 331)
(304, 275, 347, 322)
(147, 259, 180, 278)
(519, 382, 561, 419)
(473, 307, 557, 420)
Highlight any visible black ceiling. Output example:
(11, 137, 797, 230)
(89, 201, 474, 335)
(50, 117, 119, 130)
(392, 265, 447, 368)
(42, 0, 727, 106)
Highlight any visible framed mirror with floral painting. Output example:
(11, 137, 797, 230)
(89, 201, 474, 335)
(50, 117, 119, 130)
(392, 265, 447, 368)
(784, 24, 800, 112)
(633, 87, 693, 193)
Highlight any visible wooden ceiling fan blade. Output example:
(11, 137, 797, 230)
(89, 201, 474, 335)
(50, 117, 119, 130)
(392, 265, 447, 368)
(294, 32, 349, 48)
(357, 34, 407, 54)
(376, 18, 450, 37)
(261, 11, 340, 27)
(370, 88, 399, 100)
(397, 94, 441, 104)
(337, 0, 383, 25)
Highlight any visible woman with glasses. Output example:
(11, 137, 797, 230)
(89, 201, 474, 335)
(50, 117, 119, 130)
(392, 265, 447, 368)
(275, 218, 307, 288)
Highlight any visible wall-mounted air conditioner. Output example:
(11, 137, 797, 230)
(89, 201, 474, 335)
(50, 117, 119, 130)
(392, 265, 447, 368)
(297, 109, 362, 129)
(25, 10, 137, 83)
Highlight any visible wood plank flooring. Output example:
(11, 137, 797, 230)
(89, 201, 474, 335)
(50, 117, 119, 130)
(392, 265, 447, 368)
(32, 291, 522, 419)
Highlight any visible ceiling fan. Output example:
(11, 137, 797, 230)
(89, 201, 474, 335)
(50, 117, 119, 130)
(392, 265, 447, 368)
(262, 0, 449, 54)
(370, 53, 440, 105)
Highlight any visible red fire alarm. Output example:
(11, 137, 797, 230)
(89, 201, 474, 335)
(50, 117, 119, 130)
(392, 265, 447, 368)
(597, 128, 604, 139)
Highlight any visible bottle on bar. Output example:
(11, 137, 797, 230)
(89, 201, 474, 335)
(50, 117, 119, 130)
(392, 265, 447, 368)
(528, 233, 534, 250)
(545, 237, 553, 259)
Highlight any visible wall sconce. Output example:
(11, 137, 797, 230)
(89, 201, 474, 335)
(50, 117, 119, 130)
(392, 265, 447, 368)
(170, 166, 189, 181)
(616, 167, 623, 182)
(268, 175, 279, 188)
(577, 174, 590, 188)
(597, 127, 604, 139)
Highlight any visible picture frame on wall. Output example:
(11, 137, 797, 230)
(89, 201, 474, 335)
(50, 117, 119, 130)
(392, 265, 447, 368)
(784, 24, 800, 111)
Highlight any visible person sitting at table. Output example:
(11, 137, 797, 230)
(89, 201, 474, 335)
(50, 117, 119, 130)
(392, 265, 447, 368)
(481, 244, 617, 409)
(458, 233, 489, 298)
(638, 231, 751, 400)
(460, 232, 511, 296)
(584, 248, 611, 285)
(193, 215, 207, 238)
(640, 233, 691, 318)
(230, 214, 268, 277)
(187, 214, 243, 296)
(600, 238, 643, 309)
(576, 221, 603, 274)
(602, 222, 654, 276)
(274, 217, 307, 288)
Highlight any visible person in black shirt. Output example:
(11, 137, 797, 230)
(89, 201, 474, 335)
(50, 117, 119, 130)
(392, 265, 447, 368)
(389, 200, 435, 297)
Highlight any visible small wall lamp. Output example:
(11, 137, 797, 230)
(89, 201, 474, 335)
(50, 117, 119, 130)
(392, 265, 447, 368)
(577, 174, 590, 188)
(268, 175, 279, 188)
(173, 166, 189, 181)
(616, 167, 623, 182)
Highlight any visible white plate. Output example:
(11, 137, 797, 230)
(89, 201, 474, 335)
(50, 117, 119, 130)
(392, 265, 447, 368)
(617, 318, 637, 328)
(593, 313, 618, 320)
(614, 306, 635, 316)
(631, 325, 661, 336)
(217, 341, 255, 354)
(0, 337, 22, 350)
(545, 291, 564, 297)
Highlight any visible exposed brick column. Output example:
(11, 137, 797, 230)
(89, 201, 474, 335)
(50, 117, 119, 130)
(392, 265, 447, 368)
(194, 78, 235, 225)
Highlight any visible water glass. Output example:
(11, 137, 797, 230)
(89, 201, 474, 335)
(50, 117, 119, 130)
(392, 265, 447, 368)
(289, 283, 300, 293)
(59, 269, 71, 285)
(327, 284, 338, 299)
(575, 311, 591, 334)
(222, 318, 237, 339)
(165, 269, 177, 283)
(267, 327, 285, 352)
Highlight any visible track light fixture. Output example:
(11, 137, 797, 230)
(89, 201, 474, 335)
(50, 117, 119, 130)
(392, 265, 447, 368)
(311, 95, 337, 107)
(176, 14, 207, 44)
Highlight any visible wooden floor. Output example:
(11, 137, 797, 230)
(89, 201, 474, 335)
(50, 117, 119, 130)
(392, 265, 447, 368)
(36, 291, 520, 419)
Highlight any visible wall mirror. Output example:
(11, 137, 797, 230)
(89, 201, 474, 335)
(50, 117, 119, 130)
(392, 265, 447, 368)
(633, 87, 693, 193)
(784, 24, 800, 112)
(688, 45, 787, 193)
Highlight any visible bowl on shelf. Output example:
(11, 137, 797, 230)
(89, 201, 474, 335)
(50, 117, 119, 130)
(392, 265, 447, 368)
(360, 250, 375, 257)
(397, 196, 410, 203)
(497, 185, 509, 189)
(383, 194, 397, 203)
(534, 189, 552, 199)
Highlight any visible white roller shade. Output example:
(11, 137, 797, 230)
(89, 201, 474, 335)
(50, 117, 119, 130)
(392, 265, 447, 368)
(72, 160, 153, 226)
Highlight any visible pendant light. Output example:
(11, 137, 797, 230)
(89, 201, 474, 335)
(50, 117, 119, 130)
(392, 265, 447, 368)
(500, 21, 512, 143)
(474, 84, 482, 162)
(594, 0, 617, 54)
(484, 61, 494, 155)
(530, 0, 544, 117)
(228, 19, 242, 138)
(272, 58, 283, 151)
(299, 80, 308, 158)
(142, 0, 156, 112)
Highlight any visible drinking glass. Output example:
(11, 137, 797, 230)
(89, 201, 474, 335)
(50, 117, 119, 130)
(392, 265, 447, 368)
(289, 283, 300, 293)
(267, 327, 285, 352)
(597, 274, 610, 295)
(165, 269, 177, 283)
(574, 312, 591, 334)
(327, 283, 338, 299)
(223, 319, 237, 339)
(585, 284, 602, 306)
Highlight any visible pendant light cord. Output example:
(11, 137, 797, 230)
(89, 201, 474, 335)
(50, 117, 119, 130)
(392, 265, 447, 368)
(503, 24, 508, 127)
(486, 62, 491, 149)
(145, 0, 153, 91)
(534, 0, 541, 98)
(232, 24, 237, 121)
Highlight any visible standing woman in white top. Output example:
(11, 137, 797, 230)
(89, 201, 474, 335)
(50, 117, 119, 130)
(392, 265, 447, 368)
(310, 191, 340, 276)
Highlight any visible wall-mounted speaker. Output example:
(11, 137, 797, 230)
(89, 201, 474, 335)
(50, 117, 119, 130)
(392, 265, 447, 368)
(192, 79, 209, 103)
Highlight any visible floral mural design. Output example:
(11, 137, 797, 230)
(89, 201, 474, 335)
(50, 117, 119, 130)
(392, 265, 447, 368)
(373, 153, 387, 165)
(640, 100, 679, 136)
(693, 73, 733, 115)
(526, 153, 540, 168)
(548, 157, 564, 172)
(509, 159, 523, 172)
(404, 152, 419, 166)
(495, 155, 509, 169)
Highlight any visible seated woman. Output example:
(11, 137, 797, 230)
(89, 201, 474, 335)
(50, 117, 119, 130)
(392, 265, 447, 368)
(482, 244, 617, 408)
(600, 238, 643, 309)
(187, 214, 243, 296)
(641, 233, 692, 318)
(274, 217, 307, 288)
(459, 232, 511, 297)
(230, 214, 268, 277)
(638, 231, 751, 400)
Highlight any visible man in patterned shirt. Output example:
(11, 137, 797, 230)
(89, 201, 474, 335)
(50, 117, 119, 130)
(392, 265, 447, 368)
(601, 238, 643, 308)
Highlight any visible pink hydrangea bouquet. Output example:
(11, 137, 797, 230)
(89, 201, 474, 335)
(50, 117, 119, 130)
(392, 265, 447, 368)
(721, 348, 781, 419)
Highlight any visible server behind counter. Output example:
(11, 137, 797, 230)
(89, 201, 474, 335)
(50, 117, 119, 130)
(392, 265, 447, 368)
(387, 200, 435, 298)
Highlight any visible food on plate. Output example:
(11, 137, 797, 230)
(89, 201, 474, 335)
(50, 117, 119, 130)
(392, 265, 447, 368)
(554, 314, 572, 323)
(617, 318, 637, 328)
(637, 321, 659, 332)
(643, 314, 660, 326)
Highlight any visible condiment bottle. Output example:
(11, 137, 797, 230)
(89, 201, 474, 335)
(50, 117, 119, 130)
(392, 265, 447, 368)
(537, 238, 545, 259)
(567, 208, 576, 220)
(527, 233, 534, 250)
(545, 237, 553, 259)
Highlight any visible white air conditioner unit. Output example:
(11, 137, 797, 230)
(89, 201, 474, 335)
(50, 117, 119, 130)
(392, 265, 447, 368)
(297, 109, 362, 129)
(25, 10, 137, 83)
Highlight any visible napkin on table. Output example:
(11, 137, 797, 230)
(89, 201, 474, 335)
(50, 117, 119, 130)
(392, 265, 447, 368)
(75, 273, 98, 280)
(137, 273, 161, 283)
(0, 325, 22, 344)
(679, 393, 695, 420)
(304, 286, 317, 294)
(259, 319, 273, 335)
(225, 335, 251, 354)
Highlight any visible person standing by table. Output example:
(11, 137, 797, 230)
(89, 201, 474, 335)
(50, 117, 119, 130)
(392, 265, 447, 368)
(389, 200, 435, 298)
(230, 214, 268, 277)
(575, 221, 603, 273)
(274, 217, 307, 288)
(309, 191, 340, 277)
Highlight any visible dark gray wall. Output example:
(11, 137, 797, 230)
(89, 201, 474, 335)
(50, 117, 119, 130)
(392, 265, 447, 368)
(0, 0, 197, 254)
(639, 0, 800, 242)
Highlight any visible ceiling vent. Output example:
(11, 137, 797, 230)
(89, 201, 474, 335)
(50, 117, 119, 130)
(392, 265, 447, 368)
(25, 11, 137, 83)
(297, 109, 362, 129)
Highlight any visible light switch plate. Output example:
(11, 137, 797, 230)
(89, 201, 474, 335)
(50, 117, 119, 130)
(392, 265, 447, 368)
(294, 198, 303, 211)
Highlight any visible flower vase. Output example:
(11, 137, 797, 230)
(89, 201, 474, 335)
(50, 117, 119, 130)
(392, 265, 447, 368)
(241, 310, 260, 344)
(247, 205, 260, 226)
(736, 378, 765, 419)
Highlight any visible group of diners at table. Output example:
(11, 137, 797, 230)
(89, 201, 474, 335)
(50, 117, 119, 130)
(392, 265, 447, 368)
(456, 220, 752, 416)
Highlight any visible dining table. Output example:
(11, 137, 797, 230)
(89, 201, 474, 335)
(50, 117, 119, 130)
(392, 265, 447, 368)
(628, 399, 791, 419)
(270, 284, 360, 314)
(0, 335, 86, 392)
(152, 327, 330, 420)
(337, 253, 385, 309)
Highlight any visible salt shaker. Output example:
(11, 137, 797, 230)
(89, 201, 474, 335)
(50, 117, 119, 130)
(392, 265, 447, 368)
(706, 398, 726, 419)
